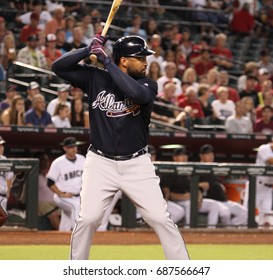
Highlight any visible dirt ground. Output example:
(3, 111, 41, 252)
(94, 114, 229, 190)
(0, 227, 273, 245)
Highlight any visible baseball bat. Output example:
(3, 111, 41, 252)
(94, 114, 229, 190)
(90, 0, 123, 62)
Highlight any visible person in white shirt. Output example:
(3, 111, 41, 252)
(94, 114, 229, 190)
(225, 100, 253, 134)
(211, 86, 235, 121)
(47, 85, 71, 116)
(17, 0, 52, 30)
(255, 142, 273, 226)
(157, 62, 182, 96)
(51, 102, 71, 128)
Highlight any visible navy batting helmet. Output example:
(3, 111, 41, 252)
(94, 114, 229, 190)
(112, 35, 154, 64)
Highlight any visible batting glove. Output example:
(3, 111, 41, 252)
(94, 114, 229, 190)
(90, 45, 111, 66)
(88, 34, 108, 53)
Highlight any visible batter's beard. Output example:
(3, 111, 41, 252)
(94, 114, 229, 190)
(127, 68, 146, 79)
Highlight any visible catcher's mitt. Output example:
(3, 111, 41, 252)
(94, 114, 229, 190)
(0, 203, 8, 227)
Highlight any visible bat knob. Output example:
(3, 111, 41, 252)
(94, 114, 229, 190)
(90, 53, 97, 63)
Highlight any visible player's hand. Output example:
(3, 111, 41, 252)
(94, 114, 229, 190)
(90, 45, 111, 66)
(89, 34, 108, 53)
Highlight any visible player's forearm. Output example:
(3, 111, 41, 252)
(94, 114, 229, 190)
(106, 62, 157, 104)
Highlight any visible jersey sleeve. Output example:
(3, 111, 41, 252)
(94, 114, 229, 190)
(51, 47, 94, 91)
(105, 62, 158, 104)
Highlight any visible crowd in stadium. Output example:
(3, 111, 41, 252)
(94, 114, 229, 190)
(0, 0, 273, 230)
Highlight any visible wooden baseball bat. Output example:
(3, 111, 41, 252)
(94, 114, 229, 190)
(90, 0, 123, 62)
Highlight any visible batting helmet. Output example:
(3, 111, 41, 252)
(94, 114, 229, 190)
(112, 35, 154, 64)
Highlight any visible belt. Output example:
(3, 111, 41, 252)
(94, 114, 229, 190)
(89, 145, 147, 161)
(0, 194, 6, 197)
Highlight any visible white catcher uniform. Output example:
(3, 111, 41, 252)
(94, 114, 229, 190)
(47, 153, 85, 231)
(255, 143, 273, 225)
(0, 155, 14, 210)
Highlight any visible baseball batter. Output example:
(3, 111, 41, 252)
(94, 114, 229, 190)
(255, 142, 273, 226)
(52, 34, 189, 260)
(47, 137, 85, 231)
(0, 136, 14, 211)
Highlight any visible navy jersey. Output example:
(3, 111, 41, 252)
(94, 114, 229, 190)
(52, 47, 158, 156)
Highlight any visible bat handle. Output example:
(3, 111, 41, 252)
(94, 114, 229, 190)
(89, 29, 107, 63)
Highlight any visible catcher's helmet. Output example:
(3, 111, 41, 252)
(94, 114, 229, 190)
(112, 35, 154, 64)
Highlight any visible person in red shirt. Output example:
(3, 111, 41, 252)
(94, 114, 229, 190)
(178, 85, 205, 119)
(230, 3, 255, 36)
(42, 33, 62, 69)
(194, 48, 215, 78)
(211, 33, 233, 69)
(253, 105, 273, 134)
(19, 12, 41, 43)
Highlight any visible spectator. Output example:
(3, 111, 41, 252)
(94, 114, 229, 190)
(211, 33, 233, 70)
(80, 13, 95, 45)
(37, 152, 60, 230)
(146, 61, 162, 82)
(124, 14, 147, 40)
(47, 136, 85, 231)
(225, 100, 253, 134)
(146, 34, 164, 72)
(175, 48, 189, 79)
(198, 144, 248, 227)
(257, 49, 273, 76)
(17, 34, 47, 69)
(64, 15, 76, 44)
(51, 102, 71, 128)
(178, 27, 193, 58)
(241, 96, 256, 125)
(55, 28, 72, 54)
(44, 6, 65, 35)
(0, 136, 14, 211)
(256, 86, 273, 119)
(70, 97, 89, 128)
(152, 81, 185, 126)
(161, 146, 223, 228)
(70, 27, 87, 50)
(25, 93, 53, 127)
(42, 33, 62, 69)
(145, 18, 160, 40)
(194, 48, 215, 78)
(239, 75, 259, 108)
(253, 105, 273, 134)
(198, 83, 213, 117)
(0, 31, 16, 71)
(0, 85, 17, 118)
(1, 95, 25, 126)
(230, 2, 255, 36)
(47, 85, 71, 116)
(181, 67, 199, 92)
(189, 35, 212, 65)
(178, 86, 205, 119)
(16, 0, 52, 31)
(24, 81, 40, 112)
(211, 86, 235, 121)
(157, 62, 182, 96)
(19, 12, 41, 44)
(256, 67, 270, 92)
(212, 70, 240, 103)
(237, 61, 259, 92)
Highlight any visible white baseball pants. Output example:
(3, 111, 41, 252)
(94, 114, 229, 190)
(70, 151, 189, 260)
